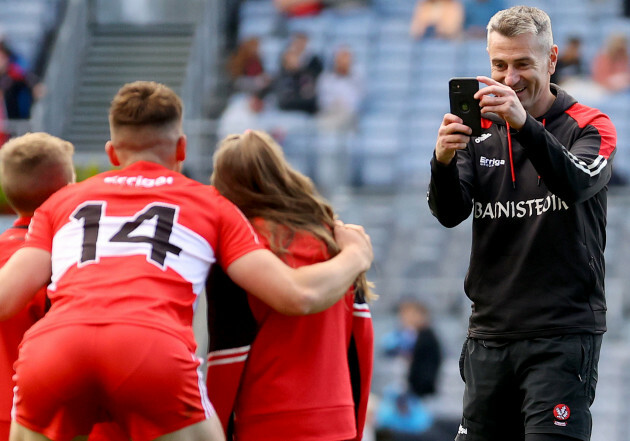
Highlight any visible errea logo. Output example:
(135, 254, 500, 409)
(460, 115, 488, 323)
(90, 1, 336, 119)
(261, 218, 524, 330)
(480, 156, 505, 168)
(474, 133, 492, 143)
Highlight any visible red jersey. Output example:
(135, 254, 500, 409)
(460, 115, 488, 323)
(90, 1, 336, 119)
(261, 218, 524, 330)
(230, 220, 369, 440)
(24, 161, 262, 353)
(0, 217, 47, 437)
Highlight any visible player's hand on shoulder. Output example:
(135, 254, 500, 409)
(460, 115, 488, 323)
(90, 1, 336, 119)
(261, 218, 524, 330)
(334, 220, 373, 272)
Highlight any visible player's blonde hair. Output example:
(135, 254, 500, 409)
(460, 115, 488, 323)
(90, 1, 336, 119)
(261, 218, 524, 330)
(212, 129, 375, 302)
(487, 6, 554, 53)
(0, 132, 75, 215)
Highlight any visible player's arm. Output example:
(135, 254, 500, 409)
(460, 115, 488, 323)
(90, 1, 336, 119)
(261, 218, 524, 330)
(516, 113, 616, 204)
(226, 222, 373, 316)
(0, 247, 51, 320)
(429, 114, 476, 228)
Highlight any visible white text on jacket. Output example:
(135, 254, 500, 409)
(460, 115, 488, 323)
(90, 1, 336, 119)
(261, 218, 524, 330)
(474, 195, 570, 219)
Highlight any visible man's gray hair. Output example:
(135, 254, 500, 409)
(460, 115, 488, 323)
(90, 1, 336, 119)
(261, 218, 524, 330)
(487, 6, 554, 52)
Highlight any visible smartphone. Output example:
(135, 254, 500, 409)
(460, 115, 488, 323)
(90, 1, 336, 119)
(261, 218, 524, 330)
(449, 77, 482, 137)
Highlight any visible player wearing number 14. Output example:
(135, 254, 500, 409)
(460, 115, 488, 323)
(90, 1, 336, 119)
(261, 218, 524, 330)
(0, 81, 373, 441)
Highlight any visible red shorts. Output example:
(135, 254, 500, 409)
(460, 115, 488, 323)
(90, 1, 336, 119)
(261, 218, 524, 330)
(13, 324, 214, 441)
(87, 422, 129, 441)
(0, 420, 9, 441)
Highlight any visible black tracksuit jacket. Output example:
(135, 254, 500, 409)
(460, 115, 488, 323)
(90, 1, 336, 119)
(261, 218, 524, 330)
(428, 85, 617, 340)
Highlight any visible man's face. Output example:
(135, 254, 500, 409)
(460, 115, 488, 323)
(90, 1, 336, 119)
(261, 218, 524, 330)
(282, 49, 300, 71)
(334, 50, 352, 76)
(488, 31, 557, 117)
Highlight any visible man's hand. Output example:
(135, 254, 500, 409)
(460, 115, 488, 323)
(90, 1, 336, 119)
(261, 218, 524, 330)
(475, 76, 527, 130)
(334, 221, 373, 273)
(435, 113, 472, 165)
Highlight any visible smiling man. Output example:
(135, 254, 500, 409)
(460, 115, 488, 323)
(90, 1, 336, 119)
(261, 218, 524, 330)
(428, 6, 617, 441)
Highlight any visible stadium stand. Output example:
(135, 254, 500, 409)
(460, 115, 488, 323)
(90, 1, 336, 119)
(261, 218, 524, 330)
(64, 24, 194, 153)
(0, 0, 629, 439)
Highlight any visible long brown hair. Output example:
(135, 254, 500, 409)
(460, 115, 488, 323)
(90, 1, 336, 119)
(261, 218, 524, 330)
(212, 130, 374, 301)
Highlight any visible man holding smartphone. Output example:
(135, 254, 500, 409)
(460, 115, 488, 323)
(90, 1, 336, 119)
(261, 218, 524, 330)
(428, 6, 617, 441)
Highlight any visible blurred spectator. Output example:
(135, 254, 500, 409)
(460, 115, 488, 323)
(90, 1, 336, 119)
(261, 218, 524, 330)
(219, 33, 326, 151)
(379, 299, 442, 396)
(323, 0, 371, 10)
(381, 299, 442, 397)
(591, 33, 630, 93)
(287, 32, 324, 75)
(217, 92, 266, 138)
(217, 91, 288, 142)
(463, 0, 506, 38)
(273, 0, 324, 16)
(225, 0, 243, 52)
(551, 36, 585, 85)
(375, 388, 433, 439)
(410, 0, 464, 40)
(0, 42, 35, 119)
(551, 35, 607, 105)
(226, 37, 272, 96)
(376, 299, 442, 440)
(316, 46, 364, 133)
(407, 303, 441, 398)
(274, 44, 321, 114)
(381, 299, 428, 360)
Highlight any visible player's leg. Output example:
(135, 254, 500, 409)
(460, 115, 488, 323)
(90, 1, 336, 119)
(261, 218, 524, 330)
(10, 421, 92, 441)
(517, 335, 602, 441)
(154, 415, 225, 441)
(455, 338, 524, 441)
(9, 422, 53, 441)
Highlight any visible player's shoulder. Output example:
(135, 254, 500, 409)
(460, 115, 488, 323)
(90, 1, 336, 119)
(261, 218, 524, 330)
(0, 225, 26, 245)
(42, 180, 81, 205)
(168, 182, 233, 211)
(204, 185, 239, 207)
(565, 101, 614, 130)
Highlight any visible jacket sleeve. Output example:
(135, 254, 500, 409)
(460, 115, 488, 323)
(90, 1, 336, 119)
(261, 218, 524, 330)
(348, 288, 374, 441)
(515, 112, 617, 204)
(205, 265, 258, 437)
(427, 150, 475, 228)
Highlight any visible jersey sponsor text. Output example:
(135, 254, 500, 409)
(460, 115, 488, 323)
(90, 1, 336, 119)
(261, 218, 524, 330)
(479, 156, 505, 167)
(104, 175, 174, 188)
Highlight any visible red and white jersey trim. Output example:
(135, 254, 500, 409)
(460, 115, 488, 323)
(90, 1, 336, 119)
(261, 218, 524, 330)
(353, 303, 371, 318)
(207, 345, 251, 367)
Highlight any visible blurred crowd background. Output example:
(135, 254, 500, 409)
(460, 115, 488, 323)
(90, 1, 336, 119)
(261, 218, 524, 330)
(2, 0, 630, 440)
